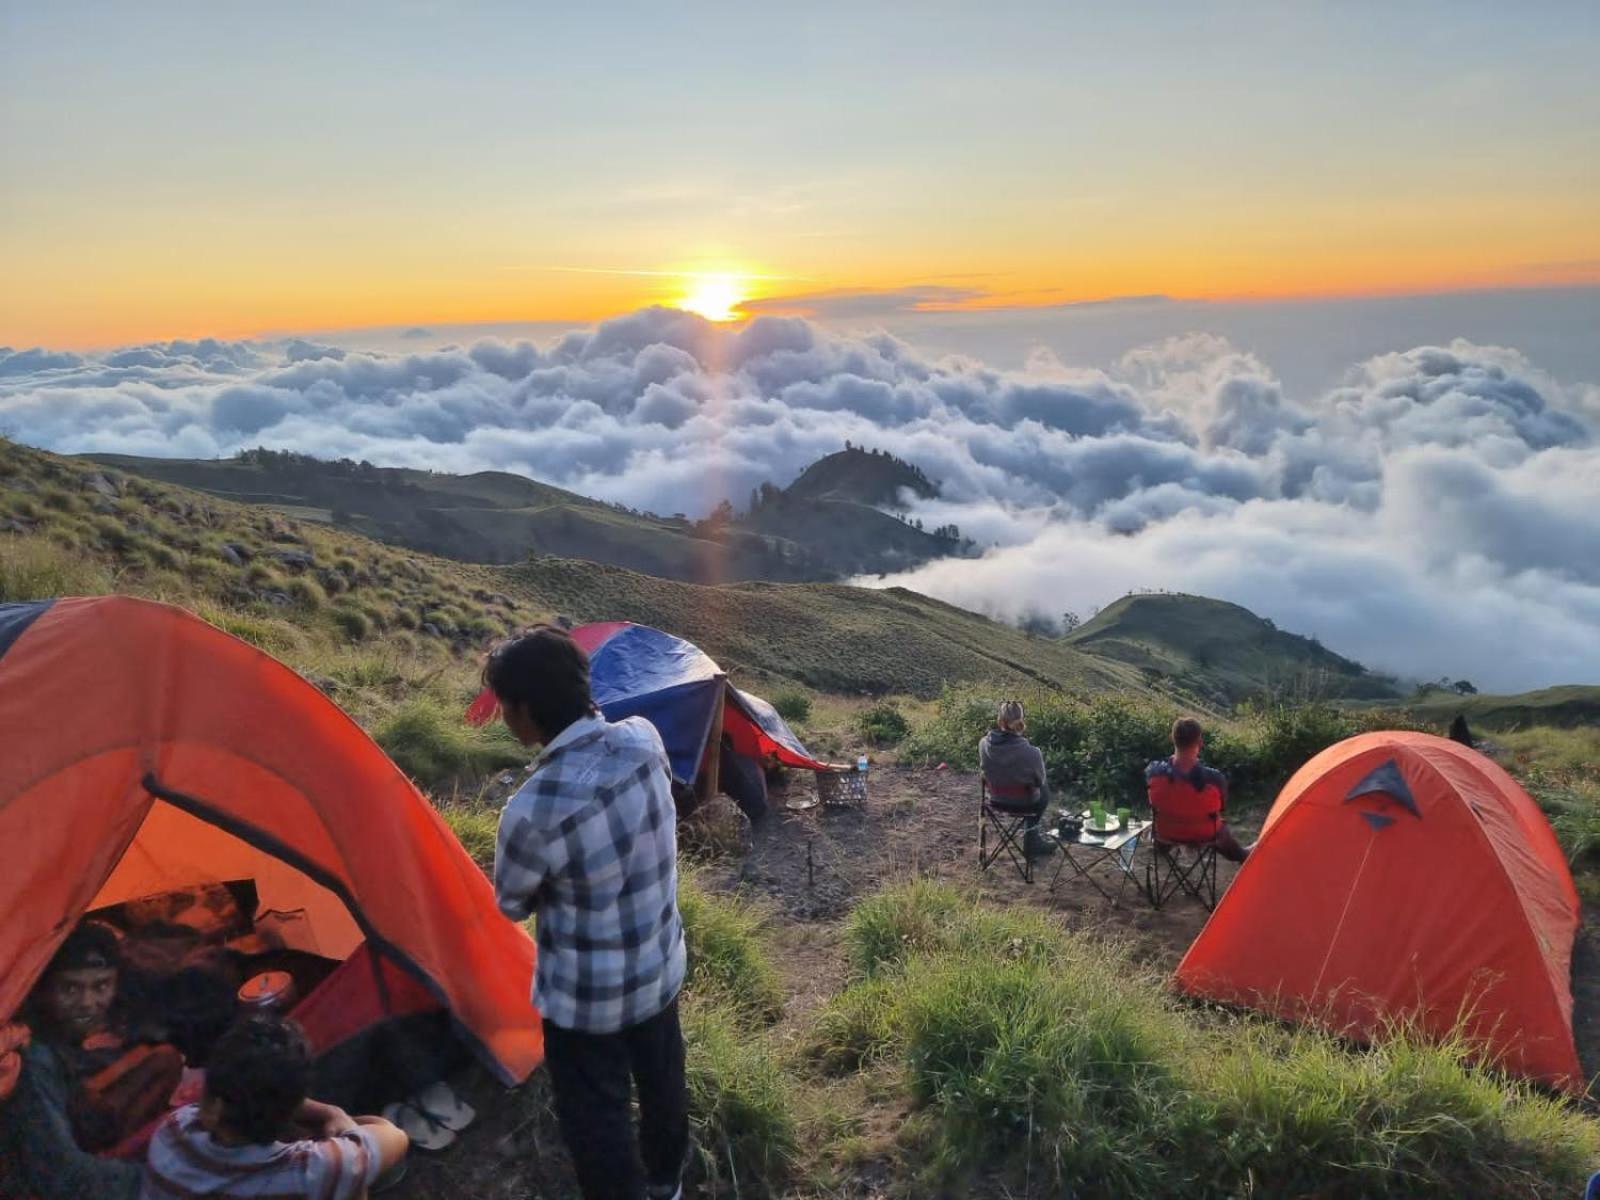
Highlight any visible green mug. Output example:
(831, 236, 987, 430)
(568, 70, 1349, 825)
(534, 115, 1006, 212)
(1089, 801, 1106, 826)
(1116, 806, 1132, 825)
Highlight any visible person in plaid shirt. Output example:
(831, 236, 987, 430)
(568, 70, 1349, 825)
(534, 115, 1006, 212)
(486, 626, 689, 1200)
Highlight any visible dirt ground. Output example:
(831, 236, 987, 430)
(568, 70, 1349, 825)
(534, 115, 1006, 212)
(395, 764, 1600, 1198)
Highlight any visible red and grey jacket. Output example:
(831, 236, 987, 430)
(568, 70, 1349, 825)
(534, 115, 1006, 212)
(1145, 757, 1227, 843)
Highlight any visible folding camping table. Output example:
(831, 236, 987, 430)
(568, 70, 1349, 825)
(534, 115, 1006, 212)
(1048, 814, 1151, 905)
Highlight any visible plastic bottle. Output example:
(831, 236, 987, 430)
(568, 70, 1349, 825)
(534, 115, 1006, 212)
(857, 754, 869, 773)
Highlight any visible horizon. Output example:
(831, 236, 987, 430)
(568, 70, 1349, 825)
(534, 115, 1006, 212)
(4, 2, 1599, 347)
(2, 1, 1597, 693)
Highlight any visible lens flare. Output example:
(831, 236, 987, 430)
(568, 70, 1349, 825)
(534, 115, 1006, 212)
(676, 275, 745, 322)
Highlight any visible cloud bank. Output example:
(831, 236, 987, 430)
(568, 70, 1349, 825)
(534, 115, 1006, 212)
(3, 309, 1597, 690)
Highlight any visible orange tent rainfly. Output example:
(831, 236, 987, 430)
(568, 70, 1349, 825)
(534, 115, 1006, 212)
(0, 596, 540, 1084)
(1175, 731, 1582, 1090)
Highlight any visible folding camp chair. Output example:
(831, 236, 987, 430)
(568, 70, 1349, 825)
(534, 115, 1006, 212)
(1146, 837, 1219, 911)
(1144, 769, 1224, 911)
(979, 778, 1044, 884)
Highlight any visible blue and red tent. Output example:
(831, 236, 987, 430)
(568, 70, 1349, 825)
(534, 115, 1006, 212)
(469, 621, 831, 785)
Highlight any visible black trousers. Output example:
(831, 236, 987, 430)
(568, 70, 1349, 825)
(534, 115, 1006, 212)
(541, 998, 690, 1200)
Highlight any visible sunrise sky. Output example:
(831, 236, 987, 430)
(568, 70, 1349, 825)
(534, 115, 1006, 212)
(3, 1, 1598, 348)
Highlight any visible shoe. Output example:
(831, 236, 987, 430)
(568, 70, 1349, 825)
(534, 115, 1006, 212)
(1024, 832, 1056, 860)
(645, 1187, 682, 1200)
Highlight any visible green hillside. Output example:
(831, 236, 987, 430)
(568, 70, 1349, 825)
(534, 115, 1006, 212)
(1404, 684, 1600, 731)
(1066, 592, 1400, 706)
(505, 558, 1140, 698)
(5, 440, 1425, 709)
(783, 445, 937, 507)
(87, 446, 967, 584)
(3, 440, 1138, 702)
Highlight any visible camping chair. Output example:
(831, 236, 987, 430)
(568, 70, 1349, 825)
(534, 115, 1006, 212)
(1144, 771, 1223, 911)
(979, 778, 1045, 884)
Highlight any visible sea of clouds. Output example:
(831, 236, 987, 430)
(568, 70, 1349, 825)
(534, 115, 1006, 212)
(4, 306, 1598, 691)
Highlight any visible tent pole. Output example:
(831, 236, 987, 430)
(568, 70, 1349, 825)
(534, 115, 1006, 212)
(697, 680, 726, 805)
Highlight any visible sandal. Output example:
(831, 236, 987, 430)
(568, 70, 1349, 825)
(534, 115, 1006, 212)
(382, 1100, 457, 1152)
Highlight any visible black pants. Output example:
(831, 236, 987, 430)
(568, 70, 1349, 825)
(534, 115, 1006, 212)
(541, 998, 690, 1200)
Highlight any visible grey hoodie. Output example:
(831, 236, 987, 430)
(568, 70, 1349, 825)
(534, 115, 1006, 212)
(979, 728, 1051, 807)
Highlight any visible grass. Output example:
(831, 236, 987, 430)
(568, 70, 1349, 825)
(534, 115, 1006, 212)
(375, 696, 526, 790)
(813, 881, 1600, 1198)
(0, 535, 114, 601)
(678, 877, 785, 1024)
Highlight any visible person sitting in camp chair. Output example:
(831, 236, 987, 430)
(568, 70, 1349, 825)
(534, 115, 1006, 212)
(144, 1012, 410, 1199)
(1146, 718, 1250, 864)
(980, 700, 1053, 860)
(0, 923, 183, 1200)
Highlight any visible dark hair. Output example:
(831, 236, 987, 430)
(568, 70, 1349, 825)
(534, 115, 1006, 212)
(483, 625, 597, 738)
(1172, 717, 1204, 751)
(205, 1014, 312, 1143)
(161, 962, 241, 1067)
(41, 922, 122, 981)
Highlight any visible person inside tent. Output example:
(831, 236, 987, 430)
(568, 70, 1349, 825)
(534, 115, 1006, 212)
(1146, 717, 1251, 862)
(0, 923, 183, 1200)
(979, 699, 1053, 859)
(143, 1012, 409, 1199)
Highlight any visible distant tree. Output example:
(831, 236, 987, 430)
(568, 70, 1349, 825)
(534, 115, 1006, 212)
(1452, 679, 1478, 695)
(1061, 610, 1081, 633)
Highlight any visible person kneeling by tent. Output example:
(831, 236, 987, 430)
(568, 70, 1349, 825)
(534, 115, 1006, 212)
(980, 700, 1054, 859)
(143, 1012, 409, 1199)
(0, 923, 183, 1199)
(1146, 717, 1251, 862)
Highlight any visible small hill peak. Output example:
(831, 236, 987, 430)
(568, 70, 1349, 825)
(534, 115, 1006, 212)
(784, 446, 938, 509)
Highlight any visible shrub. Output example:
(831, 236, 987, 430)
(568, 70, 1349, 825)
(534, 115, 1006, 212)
(376, 697, 525, 790)
(857, 701, 909, 747)
(678, 878, 784, 1024)
(286, 576, 326, 610)
(771, 688, 813, 724)
(330, 605, 371, 642)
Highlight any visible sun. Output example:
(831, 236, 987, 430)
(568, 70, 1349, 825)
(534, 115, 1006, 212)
(676, 274, 745, 322)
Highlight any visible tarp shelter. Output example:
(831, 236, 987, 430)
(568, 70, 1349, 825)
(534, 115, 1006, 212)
(0, 596, 541, 1085)
(469, 620, 830, 798)
(1175, 731, 1582, 1090)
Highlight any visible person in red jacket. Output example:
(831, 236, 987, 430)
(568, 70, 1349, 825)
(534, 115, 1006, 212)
(1145, 718, 1251, 862)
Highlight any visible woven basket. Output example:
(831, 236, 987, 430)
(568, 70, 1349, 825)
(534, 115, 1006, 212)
(815, 769, 868, 807)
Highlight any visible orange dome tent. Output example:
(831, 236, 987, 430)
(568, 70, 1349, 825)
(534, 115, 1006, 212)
(1174, 731, 1582, 1090)
(0, 596, 540, 1084)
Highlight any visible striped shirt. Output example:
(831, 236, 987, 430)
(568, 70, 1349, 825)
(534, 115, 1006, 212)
(142, 1105, 381, 1199)
(495, 714, 686, 1033)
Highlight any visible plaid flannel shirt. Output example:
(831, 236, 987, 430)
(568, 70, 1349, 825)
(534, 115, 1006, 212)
(495, 714, 686, 1033)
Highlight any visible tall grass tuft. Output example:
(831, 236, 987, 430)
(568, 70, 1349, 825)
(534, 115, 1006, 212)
(0, 535, 114, 601)
(376, 696, 525, 790)
(678, 877, 785, 1024)
(681, 996, 798, 1197)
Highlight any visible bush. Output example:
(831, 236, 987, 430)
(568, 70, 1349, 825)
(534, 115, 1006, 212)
(904, 687, 1423, 809)
(678, 878, 784, 1024)
(817, 882, 1600, 1197)
(376, 697, 525, 790)
(857, 701, 910, 747)
(771, 688, 813, 724)
(286, 576, 326, 610)
(329, 605, 371, 642)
